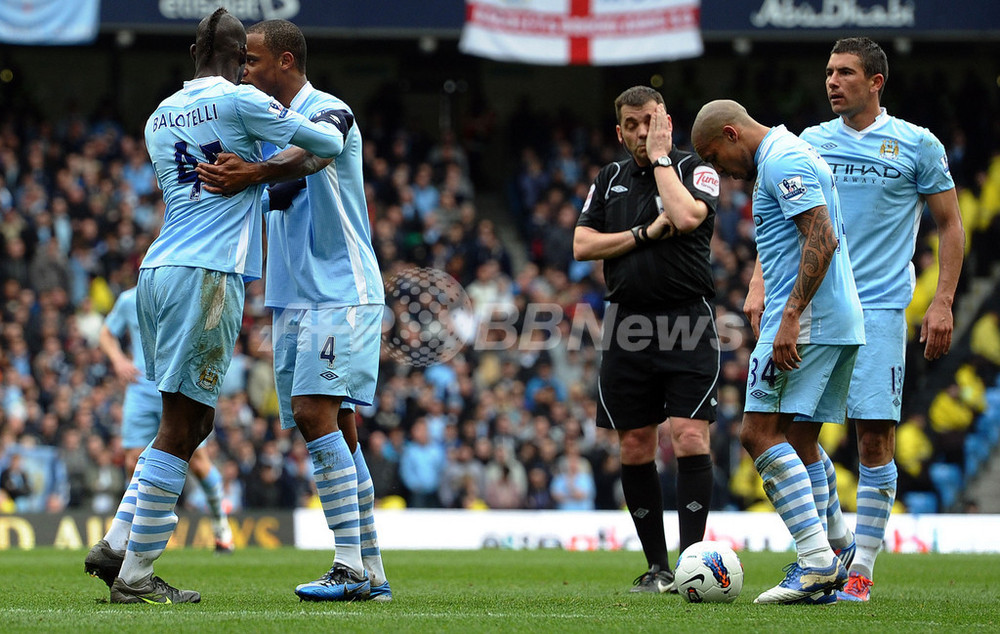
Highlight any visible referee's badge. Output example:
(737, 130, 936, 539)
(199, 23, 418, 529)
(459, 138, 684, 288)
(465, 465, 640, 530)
(693, 166, 720, 197)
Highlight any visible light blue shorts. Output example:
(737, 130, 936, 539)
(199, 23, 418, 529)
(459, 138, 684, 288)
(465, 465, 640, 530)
(847, 308, 906, 422)
(120, 378, 215, 450)
(272, 304, 382, 430)
(121, 379, 162, 450)
(137, 266, 244, 408)
(745, 342, 859, 422)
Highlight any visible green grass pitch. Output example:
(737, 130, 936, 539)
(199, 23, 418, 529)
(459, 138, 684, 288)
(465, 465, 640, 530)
(1, 547, 998, 632)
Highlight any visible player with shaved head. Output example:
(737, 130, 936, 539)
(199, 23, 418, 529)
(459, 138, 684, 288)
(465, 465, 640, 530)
(693, 99, 863, 604)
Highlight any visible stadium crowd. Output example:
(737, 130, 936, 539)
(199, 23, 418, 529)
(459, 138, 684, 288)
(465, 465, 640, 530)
(2, 59, 1000, 517)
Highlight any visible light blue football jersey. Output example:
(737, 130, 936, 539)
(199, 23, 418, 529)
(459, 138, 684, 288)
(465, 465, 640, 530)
(801, 109, 954, 308)
(265, 82, 385, 308)
(104, 287, 147, 372)
(142, 76, 308, 281)
(752, 126, 864, 345)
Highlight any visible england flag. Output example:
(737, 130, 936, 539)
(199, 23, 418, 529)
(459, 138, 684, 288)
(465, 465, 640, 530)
(459, 0, 703, 66)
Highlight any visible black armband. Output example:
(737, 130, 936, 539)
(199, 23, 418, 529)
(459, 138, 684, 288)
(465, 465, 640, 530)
(310, 109, 354, 137)
(267, 178, 307, 211)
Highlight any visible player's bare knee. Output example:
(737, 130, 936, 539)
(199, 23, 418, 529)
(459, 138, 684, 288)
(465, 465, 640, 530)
(738, 418, 769, 459)
(738, 425, 755, 455)
(195, 416, 214, 444)
(292, 399, 318, 425)
(858, 433, 893, 465)
(618, 427, 657, 463)
(671, 422, 709, 455)
(338, 409, 358, 453)
(292, 398, 339, 443)
(856, 420, 895, 465)
(786, 434, 821, 464)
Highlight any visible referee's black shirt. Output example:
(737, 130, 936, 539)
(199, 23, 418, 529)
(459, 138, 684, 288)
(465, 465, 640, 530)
(576, 148, 720, 311)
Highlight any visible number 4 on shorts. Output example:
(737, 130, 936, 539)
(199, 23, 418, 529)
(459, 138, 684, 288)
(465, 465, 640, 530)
(320, 336, 336, 367)
(761, 359, 777, 387)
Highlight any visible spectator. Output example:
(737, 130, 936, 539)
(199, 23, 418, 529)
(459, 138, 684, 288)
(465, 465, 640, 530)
(399, 419, 446, 507)
(82, 446, 124, 514)
(439, 443, 483, 508)
(895, 414, 935, 497)
(0, 452, 32, 506)
(928, 383, 975, 464)
(550, 449, 596, 510)
(482, 444, 527, 506)
(483, 464, 524, 509)
(363, 430, 402, 500)
(524, 466, 554, 510)
(971, 310, 1000, 366)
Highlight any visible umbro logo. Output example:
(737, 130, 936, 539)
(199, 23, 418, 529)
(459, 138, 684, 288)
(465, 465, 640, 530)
(610, 185, 628, 193)
(320, 370, 338, 381)
(821, 142, 837, 150)
(686, 501, 703, 512)
(632, 507, 649, 519)
(750, 389, 768, 399)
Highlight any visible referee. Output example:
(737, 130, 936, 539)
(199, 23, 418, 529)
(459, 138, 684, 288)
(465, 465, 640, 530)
(574, 86, 721, 593)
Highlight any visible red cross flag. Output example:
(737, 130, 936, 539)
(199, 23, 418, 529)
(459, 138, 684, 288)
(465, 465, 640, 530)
(459, 0, 703, 66)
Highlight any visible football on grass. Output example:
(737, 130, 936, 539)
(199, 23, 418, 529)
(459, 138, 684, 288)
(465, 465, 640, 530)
(674, 540, 744, 603)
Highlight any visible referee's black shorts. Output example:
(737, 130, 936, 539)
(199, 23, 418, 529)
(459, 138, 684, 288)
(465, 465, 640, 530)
(597, 298, 720, 431)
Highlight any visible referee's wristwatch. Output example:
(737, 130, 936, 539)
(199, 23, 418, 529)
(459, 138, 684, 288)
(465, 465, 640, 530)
(652, 155, 673, 170)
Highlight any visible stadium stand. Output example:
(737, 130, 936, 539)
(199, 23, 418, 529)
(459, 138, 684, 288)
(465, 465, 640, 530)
(1, 40, 999, 518)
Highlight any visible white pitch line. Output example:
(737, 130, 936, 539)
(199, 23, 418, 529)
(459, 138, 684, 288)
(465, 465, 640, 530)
(1, 608, 598, 619)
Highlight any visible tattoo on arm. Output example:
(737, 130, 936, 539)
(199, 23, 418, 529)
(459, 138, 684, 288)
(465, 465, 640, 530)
(786, 205, 837, 314)
(266, 147, 331, 181)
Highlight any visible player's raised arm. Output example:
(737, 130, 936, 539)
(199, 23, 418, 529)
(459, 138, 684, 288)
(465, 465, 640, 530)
(287, 117, 343, 159)
(198, 100, 350, 195)
(646, 103, 711, 234)
(197, 148, 332, 196)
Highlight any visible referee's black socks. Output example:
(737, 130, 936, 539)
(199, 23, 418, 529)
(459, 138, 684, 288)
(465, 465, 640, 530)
(676, 453, 713, 554)
(620, 461, 670, 571)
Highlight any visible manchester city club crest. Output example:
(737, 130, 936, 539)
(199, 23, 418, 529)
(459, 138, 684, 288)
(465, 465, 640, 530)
(879, 139, 900, 159)
(197, 366, 220, 391)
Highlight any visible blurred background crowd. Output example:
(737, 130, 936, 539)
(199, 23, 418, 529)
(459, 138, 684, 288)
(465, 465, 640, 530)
(3, 39, 1000, 520)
